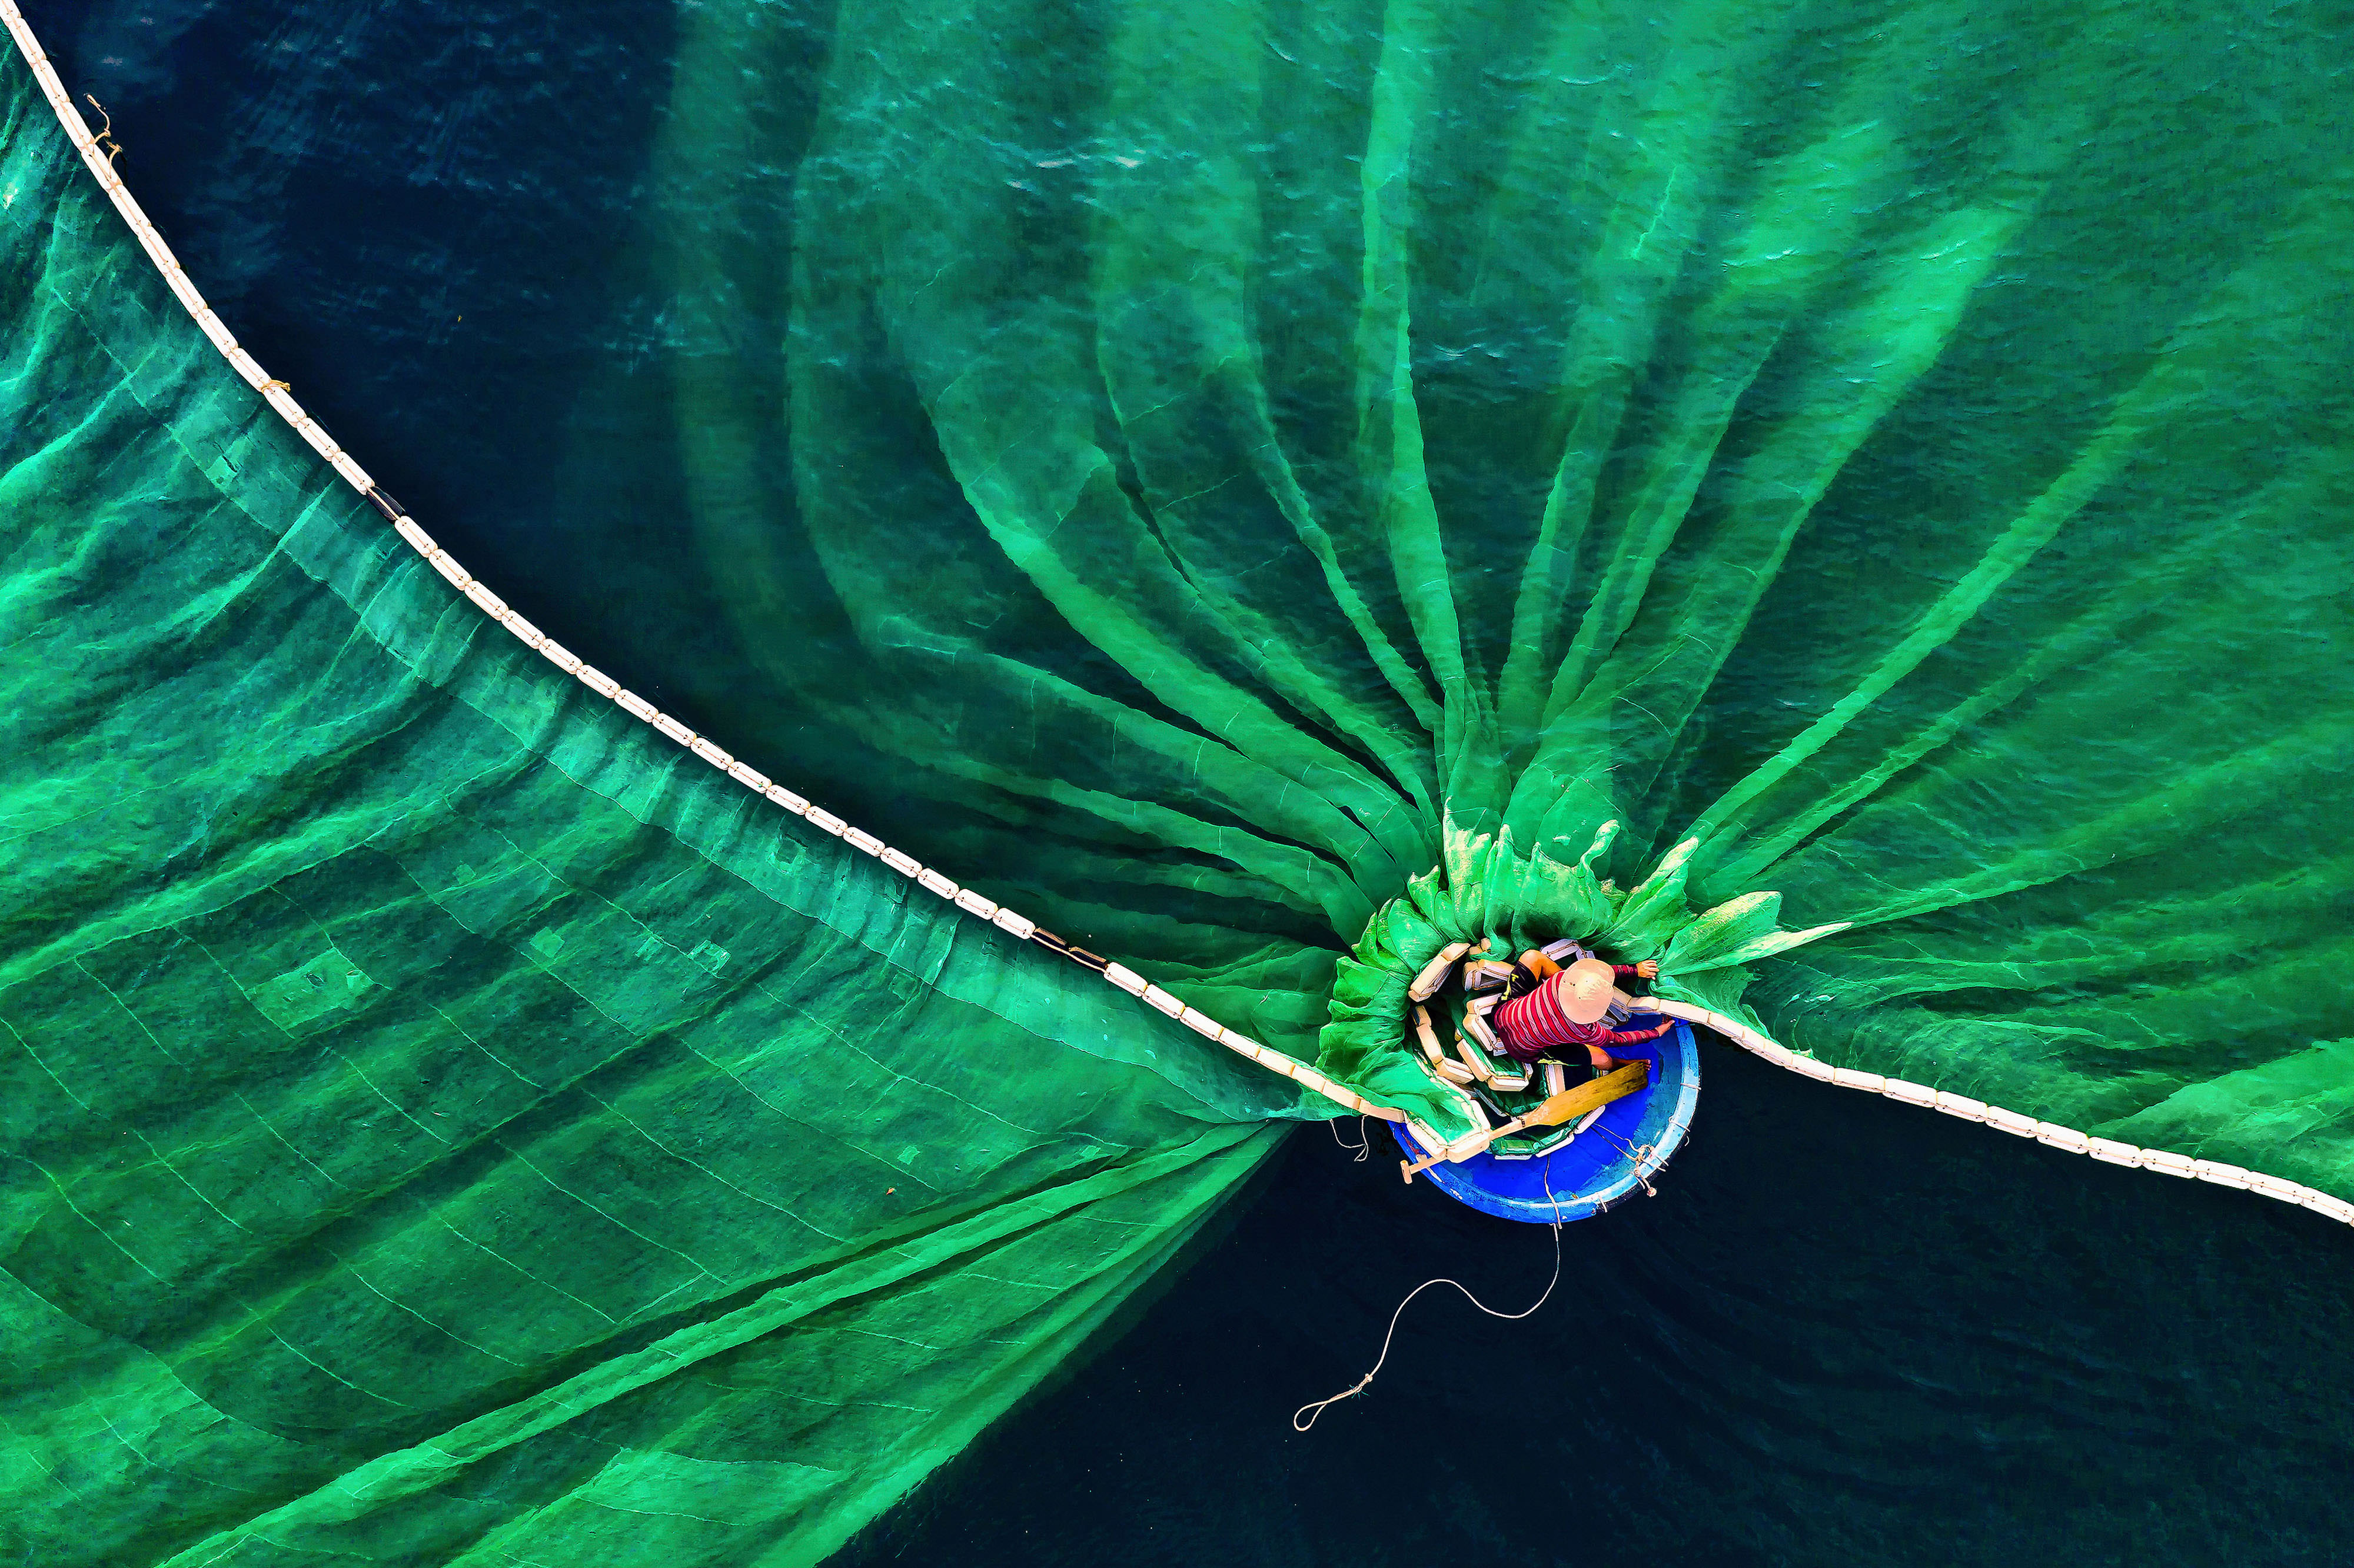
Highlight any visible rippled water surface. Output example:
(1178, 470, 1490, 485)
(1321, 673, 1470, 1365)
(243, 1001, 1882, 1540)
(30, 1, 2354, 1561)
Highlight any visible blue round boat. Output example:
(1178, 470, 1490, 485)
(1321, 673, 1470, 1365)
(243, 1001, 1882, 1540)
(1391, 1018, 1700, 1224)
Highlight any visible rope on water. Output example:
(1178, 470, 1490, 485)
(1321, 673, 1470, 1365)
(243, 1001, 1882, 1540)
(1329, 1116, 1369, 1163)
(1294, 1170, 1566, 1431)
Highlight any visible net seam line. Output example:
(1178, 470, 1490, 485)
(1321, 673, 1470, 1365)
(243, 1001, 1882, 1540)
(16, 15, 2323, 1218)
(1645, 1000, 2354, 1229)
(0, 1, 1423, 1138)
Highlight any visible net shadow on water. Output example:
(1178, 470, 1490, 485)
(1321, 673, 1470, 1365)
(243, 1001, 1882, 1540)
(839, 1039, 2354, 1568)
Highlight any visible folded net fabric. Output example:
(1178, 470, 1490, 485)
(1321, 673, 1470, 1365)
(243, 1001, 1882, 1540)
(643, 0, 2352, 1140)
(1, 43, 1291, 1566)
(3, 0, 2348, 1562)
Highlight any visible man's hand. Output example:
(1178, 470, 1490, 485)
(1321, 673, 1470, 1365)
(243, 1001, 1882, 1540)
(1634, 958, 1660, 980)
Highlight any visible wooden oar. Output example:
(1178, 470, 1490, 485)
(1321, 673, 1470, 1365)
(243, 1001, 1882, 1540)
(1399, 1060, 1649, 1180)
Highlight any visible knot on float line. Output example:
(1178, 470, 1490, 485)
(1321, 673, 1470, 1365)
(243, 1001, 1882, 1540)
(82, 94, 124, 163)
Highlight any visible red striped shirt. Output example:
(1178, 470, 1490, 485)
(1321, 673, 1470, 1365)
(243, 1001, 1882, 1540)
(1492, 966, 1670, 1064)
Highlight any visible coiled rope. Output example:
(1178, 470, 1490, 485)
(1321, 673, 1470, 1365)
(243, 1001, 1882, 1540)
(6, 6, 2348, 1229)
(1588, 1124, 1660, 1199)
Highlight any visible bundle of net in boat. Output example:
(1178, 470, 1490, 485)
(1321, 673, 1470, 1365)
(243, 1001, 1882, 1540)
(4, 0, 2350, 1563)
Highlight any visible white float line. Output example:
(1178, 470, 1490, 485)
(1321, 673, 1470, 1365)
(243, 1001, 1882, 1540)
(9, 11, 2326, 1200)
(1648, 999, 2354, 1228)
(47, 12, 2245, 1187)
(0, 2, 1409, 1130)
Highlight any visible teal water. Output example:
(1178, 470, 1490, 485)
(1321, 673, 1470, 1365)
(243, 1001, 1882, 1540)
(26, 1, 2354, 1561)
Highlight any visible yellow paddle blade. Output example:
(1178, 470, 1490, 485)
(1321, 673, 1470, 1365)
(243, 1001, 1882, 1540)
(1521, 1060, 1649, 1128)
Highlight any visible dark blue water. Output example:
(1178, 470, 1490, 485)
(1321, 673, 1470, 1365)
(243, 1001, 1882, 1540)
(41, 0, 690, 694)
(833, 1045, 2354, 1567)
(31, 3, 2354, 1562)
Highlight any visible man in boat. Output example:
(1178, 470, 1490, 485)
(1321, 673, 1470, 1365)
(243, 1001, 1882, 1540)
(1491, 953, 1669, 1074)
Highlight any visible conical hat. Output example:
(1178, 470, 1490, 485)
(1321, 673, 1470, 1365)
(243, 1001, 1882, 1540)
(1559, 957, 1619, 1024)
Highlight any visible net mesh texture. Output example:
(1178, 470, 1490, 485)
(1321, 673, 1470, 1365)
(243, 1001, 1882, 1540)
(4, 0, 2351, 1562)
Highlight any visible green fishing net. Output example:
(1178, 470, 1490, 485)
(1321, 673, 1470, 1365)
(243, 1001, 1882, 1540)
(4, 0, 2350, 1562)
